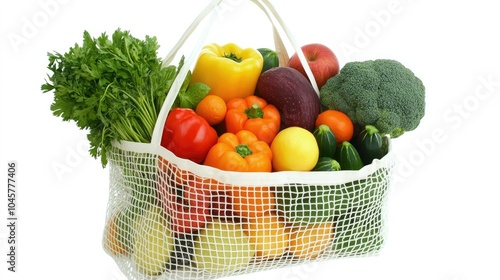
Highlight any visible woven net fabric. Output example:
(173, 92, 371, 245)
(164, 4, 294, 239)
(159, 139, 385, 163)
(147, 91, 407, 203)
(102, 143, 394, 280)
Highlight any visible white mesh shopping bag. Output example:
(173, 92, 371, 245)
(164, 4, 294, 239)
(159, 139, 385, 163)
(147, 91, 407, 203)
(102, 0, 395, 279)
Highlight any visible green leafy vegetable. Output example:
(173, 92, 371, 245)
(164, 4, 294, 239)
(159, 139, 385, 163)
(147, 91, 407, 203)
(319, 59, 425, 138)
(41, 29, 182, 166)
(172, 71, 210, 110)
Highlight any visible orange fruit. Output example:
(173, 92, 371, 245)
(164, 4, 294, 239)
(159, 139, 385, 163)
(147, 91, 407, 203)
(288, 222, 333, 259)
(242, 212, 289, 258)
(103, 212, 128, 256)
(195, 94, 227, 125)
(315, 110, 354, 144)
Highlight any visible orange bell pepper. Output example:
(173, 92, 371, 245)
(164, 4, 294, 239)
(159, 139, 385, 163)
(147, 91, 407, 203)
(225, 95, 281, 145)
(203, 130, 272, 172)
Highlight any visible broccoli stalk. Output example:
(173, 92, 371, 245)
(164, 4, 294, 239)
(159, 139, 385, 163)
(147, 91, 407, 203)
(319, 59, 425, 138)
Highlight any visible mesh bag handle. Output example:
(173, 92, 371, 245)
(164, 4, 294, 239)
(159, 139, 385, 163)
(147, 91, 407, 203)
(104, 4, 395, 277)
(150, 0, 318, 148)
(111, 0, 393, 186)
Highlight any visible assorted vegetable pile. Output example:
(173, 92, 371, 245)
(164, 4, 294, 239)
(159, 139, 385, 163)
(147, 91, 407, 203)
(42, 29, 425, 276)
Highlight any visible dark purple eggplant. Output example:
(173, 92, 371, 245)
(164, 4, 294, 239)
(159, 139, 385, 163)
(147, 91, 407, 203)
(256, 67, 320, 132)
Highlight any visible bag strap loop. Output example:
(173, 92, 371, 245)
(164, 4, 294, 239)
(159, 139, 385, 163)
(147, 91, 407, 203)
(151, 0, 318, 147)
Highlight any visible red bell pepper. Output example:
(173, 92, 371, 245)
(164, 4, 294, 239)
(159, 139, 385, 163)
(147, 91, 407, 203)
(157, 158, 212, 234)
(169, 183, 212, 234)
(161, 108, 218, 163)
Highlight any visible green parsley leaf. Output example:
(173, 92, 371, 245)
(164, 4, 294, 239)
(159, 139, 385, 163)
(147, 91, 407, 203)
(41, 29, 181, 166)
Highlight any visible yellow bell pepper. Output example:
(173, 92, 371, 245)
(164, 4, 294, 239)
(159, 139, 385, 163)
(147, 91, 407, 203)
(190, 43, 263, 103)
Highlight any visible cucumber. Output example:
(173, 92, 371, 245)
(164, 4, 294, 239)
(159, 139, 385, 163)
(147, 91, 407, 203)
(355, 125, 385, 165)
(313, 124, 337, 158)
(312, 157, 341, 171)
(334, 141, 363, 170)
(257, 48, 279, 73)
(382, 135, 390, 156)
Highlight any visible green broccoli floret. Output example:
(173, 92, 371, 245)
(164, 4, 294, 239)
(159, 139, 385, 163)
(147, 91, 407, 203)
(320, 59, 425, 138)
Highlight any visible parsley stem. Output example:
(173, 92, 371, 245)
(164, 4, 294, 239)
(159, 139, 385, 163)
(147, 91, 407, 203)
(42, 29, 179, 166)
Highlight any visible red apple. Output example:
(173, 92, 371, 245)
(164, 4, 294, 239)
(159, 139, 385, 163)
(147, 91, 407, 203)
(287, 43, 339, 89)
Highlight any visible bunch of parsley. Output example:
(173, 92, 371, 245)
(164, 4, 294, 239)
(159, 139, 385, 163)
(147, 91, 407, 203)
(42, 29, 208, 166)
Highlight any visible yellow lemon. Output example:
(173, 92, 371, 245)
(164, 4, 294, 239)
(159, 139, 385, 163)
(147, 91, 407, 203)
(270, 127, 319, 171)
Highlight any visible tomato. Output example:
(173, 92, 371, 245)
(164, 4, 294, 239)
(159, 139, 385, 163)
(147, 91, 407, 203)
(315, 110, 354, 145)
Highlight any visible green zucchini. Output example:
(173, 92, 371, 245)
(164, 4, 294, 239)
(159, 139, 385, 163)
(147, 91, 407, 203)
(313, 124, 337, 158)
(332, 206, 384, 255)
(257, 48, 279, 73)
(275, 184, 341, 224)
(312, 157, 341, 171)
(335, 141, 363, 170)
(382, 135, 390, 156)
(355, 125, 385, 165)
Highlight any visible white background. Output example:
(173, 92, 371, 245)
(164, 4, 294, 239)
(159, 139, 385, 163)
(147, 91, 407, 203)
(1, 0, 500, 280)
